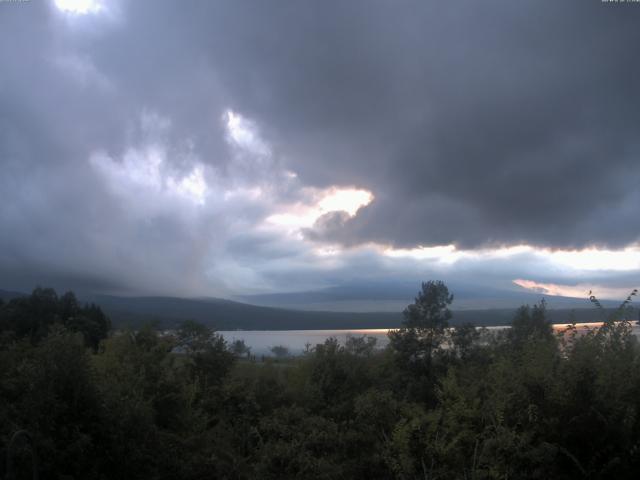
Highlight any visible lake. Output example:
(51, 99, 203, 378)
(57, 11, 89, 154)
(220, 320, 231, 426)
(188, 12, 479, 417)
(219, 322, 640, 356)
(218, 329, 392, 355)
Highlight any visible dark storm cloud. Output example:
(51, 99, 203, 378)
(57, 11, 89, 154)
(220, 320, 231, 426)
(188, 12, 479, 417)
(1, 0, 639, 296)
(186, 0, 640, 249)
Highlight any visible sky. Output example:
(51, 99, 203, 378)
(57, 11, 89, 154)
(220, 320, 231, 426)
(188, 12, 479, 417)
(1, 0, 639, 307)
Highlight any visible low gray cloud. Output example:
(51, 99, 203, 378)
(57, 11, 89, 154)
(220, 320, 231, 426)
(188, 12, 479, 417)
(1, 0, 639, 298)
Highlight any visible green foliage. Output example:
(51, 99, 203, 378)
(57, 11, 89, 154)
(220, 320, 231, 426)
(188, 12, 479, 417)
(0, 287, 110, 349)
(344, 334, 377, 357)
(270, 344, 290, 358)
(176, 319, 235, 393)
(0, 330, 104, 478)
(230, 338, 251, 358)
(387, 280, 454, 401)
(508, 300, 553, 345)
(449, 322, 483, 361)
(2, 282, 640, 479)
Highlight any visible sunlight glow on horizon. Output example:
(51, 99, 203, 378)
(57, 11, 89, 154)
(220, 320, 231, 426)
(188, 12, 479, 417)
(380, 244, 639, 298)
(512, 279, 632, 300)
(382, 244, 640, 271)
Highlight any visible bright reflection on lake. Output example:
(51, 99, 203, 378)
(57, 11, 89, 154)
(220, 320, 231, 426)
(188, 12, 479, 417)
(219, 322, 640, 356)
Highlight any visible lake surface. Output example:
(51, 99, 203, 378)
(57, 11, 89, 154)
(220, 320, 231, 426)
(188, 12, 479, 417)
(219, 329, 393, 355)
(219, 322, 640, 356)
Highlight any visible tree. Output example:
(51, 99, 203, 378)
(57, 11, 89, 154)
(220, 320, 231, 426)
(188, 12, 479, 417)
(2, 287, 59, 342)
(449, 322, 481, 360)
(176, 320, 234, 391)
(0, 288, 110, 349)
(270, 345, 290, 358)
(64, 301, 111, 350)
(93, 325, 196, 478)
(1, 329, 105, 478)
(388, 280, 453, 377)
(230, 339, 251, 358)
(345, 335, 377, 357)
(508, 300, 553, 346)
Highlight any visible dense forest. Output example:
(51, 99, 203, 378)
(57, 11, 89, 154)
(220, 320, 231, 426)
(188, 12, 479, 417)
(1, 282, 640, 479)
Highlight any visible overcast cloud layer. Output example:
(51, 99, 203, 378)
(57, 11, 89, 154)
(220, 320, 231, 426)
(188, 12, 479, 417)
(1, 0, 639, 302)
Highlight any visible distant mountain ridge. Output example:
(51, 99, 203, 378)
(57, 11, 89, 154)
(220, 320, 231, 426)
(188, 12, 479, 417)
(80, 294, 622, 330)
(89, 294, 403, 330)
(1, 287, 627, 330)
(239, 281, 614, 312)
(0, 289, 26, 301)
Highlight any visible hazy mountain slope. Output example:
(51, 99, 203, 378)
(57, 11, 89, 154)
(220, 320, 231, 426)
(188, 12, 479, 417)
(2, 287, 624, 330)
(91, 294, 613, 330)
(0, 289, 26, 301)
(91, 294, 403, 330)
(239, 282, 612, 312)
